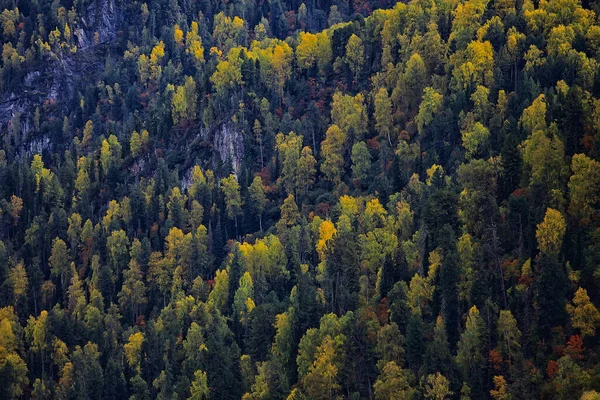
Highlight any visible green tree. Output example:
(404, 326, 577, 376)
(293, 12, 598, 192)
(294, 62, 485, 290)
(568, 154, 600, 221)
(107, 229, 130, 284)
(374, 88, 393, 145)
(249, 176, 267, 231)
(346, 34, 364, 80)
(49, 238, 71, 294)
(297, 146, 317, 195)
(233, 272, 255, 327)
(417, 88, 443, 135)
(456, 306, 486, 396)
(351, 141, 372, 186)
(221, 174, 243, 237)
(496, 310, 522, 366)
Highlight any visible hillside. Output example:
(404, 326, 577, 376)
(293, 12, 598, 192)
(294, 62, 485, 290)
(1, 0, 600, 398)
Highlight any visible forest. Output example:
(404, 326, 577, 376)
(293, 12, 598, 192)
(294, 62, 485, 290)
(1, 0, 600, 398)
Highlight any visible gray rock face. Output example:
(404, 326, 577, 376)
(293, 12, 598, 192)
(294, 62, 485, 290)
(0, 0, 122, 153)
(212, 123, 244, 177)
(74, 0, 121, 49)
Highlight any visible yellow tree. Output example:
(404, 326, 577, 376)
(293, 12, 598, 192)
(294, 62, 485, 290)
(296, 32, 319, 69)
(451, 41, 494, 92)
(536, 208, 566, 256)
(149, 41, 165, 81)
(302, 335, 341, 399)
(172, 76, 197, 124)
(124, 332, 144, 373)
(567, 287, 600, 337)
(186, 21, 205, 68)
(331, 92, 367, 140)
(210, 49, 243, 95)
(268, 42, 293, 98)
(174, 24, 184, 46)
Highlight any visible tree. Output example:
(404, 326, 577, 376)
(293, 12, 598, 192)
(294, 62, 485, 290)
(71, 342, 104, 399)
(374, 88, 393, 145)
(461, 122, 490, 159)
(321, 125, 347, 186)
(276, 131, 303, 195)
(107, 229, 130, 283)
(172, 76, 197, 124)
(521, 128, 566, 191)
(49, 238, 71, 294)
(118, 259, 147, 324)
(296, 32, 319, 69)
(456, 306, 486, 396)
(550, 356, 591, 400)
(189, 370, 209, 400)
(490, 376, 509, 400)
(376, 323, 405, 369)
(8, 262, 27, 305)
(210, 50, 243, 96)
(249, 176, 267, 231)
(26, 310, 49, 377)
(264, 42, 293, 98)
(346, 34, 364, 80)
(297, 146, 317, 195)
(221, 174, 243, 236)
(452, 41, 495, 91)
(417, 88, 443, 135)
(82, 120, 94, 149)
(276, 194, 300, 233)
(302, 335, 341, 399)
(496, 310, 522, 366)
(536, 208, 566, 256)
(424, 316, 454, 379)
(402, 53, 428, 111)
(423, 372, 452, 400)
(100, 134, 122, 174)
(233, 272, 255, 327)
(208, 269, 229, 313)
(567, 287, 600, 337)
(212, 13, 247, 51)
(124, 332, 144, 373)
(351, 141, 371, 186)
(449, 0, 488, 49)
(186, 21, 205, 68)
(0, 307, 29, 398)
(296, 30, 333, 75)
(331, 92, 368, 141)
(568, 154, 600, 221)
(373, 361, 417, 400)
